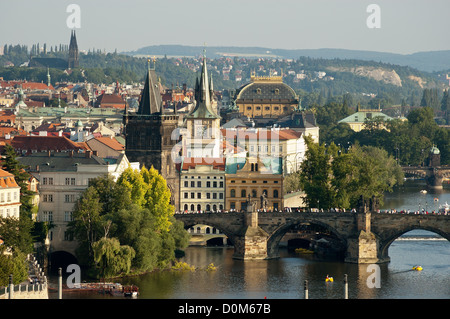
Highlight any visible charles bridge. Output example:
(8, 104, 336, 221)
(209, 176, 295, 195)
(174, 208, 450, 263)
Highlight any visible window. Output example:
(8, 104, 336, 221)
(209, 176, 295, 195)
(43, 194, 53, 202)
(42, 211, 53, 222)
(219, 181, 223, 188)
(230, 189, 236, 198)
(197, 181, 202, 187)
(241, 189, 246, 198)
(7, 192, 11, 202)
(0, 193, 3, 202)
(230, 202, 236, 209)
(219, 193, 224, 199)
(49, 178, 54, 185)
(64, 211, 73, 222)
(65, 178, 70, 185)
(213, 193, 217, 199)
(252, 189, 257, 198)
(191, 181, 195, 187)
(274, 190, 279, 198)
(184, 204, 188, 211)
(190, 193, 195, 199)
(197, 193, 201, 199)
(184, 192, 188, 199)
(184, 181, 188, 187)
(43, 177, 48, 185)
(213, 181, 217, 187)
(206, 193, 211, 199)
(64, 194, 76, 203)
(206, 181, 211, 187)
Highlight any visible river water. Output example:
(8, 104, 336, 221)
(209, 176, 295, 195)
(49, 179, 450, 300)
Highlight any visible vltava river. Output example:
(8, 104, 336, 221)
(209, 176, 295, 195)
(50, 179, 450, 299)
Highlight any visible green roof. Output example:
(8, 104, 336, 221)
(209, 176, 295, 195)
(338, 110, 392, 124)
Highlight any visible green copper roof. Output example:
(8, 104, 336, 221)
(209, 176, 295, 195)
(338, 110, 392, 124)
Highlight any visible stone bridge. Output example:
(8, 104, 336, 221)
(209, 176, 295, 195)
(402, 166, 450, 189)
(174, 210, 450, 263)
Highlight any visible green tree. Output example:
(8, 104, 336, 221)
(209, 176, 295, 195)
(92, 237, 135, 279)
(0, 246, 28, 286)
(298, 136, 336, 209)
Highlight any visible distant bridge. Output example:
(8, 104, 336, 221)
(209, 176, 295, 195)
(402, 166, 450, 189)
(174, 210, 450, 263)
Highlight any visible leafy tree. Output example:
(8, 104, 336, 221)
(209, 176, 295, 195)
(298, 136, 336, 209)
(92, 237, 135, 279)
(0, 246, 28, 286)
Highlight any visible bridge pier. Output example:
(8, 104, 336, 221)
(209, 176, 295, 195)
(344, 211, 389, 264)
(233, 201, 270, 260)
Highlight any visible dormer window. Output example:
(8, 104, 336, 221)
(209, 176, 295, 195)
(256, 88, 261, 94)
(274, 89, 280, 95)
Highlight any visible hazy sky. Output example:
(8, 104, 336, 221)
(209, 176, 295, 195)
(1, 0, 449, 54)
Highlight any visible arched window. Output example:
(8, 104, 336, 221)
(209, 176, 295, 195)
(206, 227, 210, 234)
(230, 189, 236, 198)
(241, 189, 246, 198)
(184, 204, 188, 211)
(206, 204, 211, 211)
(197, 204, 201, 211)
(213, 204, 217, 211)
(190, 204, 195, 211)
(196, 227, 201, 234)
(273, 190, 279, 198)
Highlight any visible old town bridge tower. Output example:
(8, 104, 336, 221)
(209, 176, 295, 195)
(123, 59, 180, 208)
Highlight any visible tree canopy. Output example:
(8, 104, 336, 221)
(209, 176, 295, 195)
(298, 136, 404, 210)
(68, 167, 190, 278)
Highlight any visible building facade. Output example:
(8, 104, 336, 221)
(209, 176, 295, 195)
(0, 169, 21, 219)
(179, 157, 225, 212)
(225, 156, 283, 212)
(18, 151, 139, 254)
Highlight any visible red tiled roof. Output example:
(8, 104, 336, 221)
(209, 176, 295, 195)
(0, 169, 19, 188)
(21, 82, 54, 91)
(220, 128, 302, 141)
(11, 136, 86, 153)
(91, 136, 124, 151)
(182, 157, 226, 171)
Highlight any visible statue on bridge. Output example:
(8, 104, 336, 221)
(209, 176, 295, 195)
(260, 192, 268, 211)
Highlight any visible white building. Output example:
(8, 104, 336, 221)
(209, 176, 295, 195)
(180, 157, 226, 212)
(18, 151, 139, 254)
(0, 169, 21, 219)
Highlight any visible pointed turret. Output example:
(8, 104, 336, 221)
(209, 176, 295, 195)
(68, 30, 79, 69)
(186, 54, 220, 119)
(136, 59, 162, 115)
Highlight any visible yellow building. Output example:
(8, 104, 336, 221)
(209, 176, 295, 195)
(225, 156, 283, 212)
(234, 73, 299, 118)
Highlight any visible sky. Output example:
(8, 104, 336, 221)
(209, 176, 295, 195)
(1, 0, 449, 55)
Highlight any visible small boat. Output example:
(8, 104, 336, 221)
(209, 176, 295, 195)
(420, 190, 427, 194)
(325, 276, 334, 282)
(412, 266, 423, 271)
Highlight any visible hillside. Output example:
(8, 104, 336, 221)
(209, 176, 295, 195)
(125, 45, 450, 73)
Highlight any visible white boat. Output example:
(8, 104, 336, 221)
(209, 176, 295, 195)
(420, 190, 427, 194)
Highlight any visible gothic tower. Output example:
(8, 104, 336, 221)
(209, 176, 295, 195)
(123, 59, 180, 208)
(184, 52, 221, 158)
(68, 30, 79, 69)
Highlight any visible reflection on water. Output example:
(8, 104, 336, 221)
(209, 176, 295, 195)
(49, 180, 450, 299)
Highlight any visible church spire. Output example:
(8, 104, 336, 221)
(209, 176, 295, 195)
(186, 51, 220, 119)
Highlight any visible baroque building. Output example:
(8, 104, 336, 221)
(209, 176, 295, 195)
(123, 60, 180, 208)
(234, 73, 300, 119)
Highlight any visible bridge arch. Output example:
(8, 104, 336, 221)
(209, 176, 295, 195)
(180, 220, 237, 247)
(266, 218, 348, 259)
(378, 225, 450, 261)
